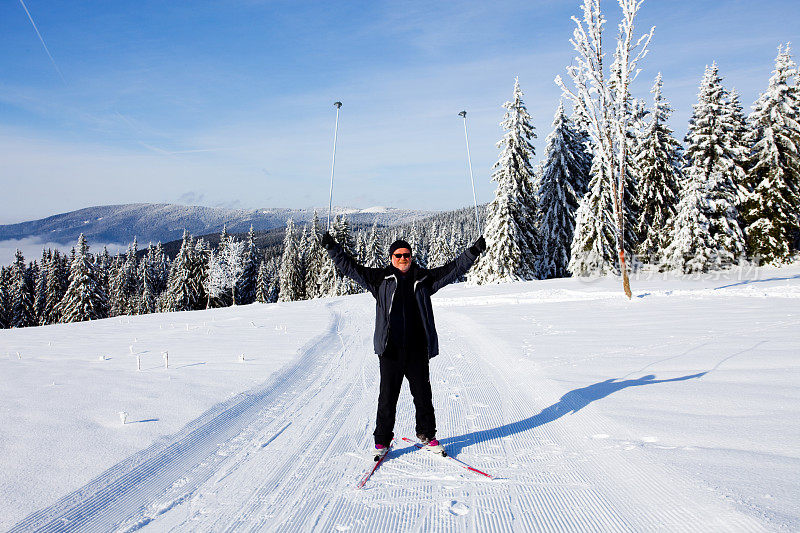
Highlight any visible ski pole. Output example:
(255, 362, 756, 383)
(459, 111, 481, 236)
(327, 101, 343, 232)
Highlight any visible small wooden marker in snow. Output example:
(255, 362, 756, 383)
(137, 355, 141, 371)
(162, 351, 169, 369)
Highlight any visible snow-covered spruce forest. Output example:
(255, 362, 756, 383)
(2, 38, 800, 329)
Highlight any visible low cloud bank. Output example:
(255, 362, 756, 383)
(0, 237, 128, 266)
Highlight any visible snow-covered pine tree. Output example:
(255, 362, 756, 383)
(60, 234, 108, 322)
(43, 249, 67, 324)
(108, 257, 127, 317)
(96, 247, 112, 312)
(331, 215, 355, 255)
(189, 239, 210, 309)
(427, 222, 452, 268)
(742, 44, 800, 263)
(662, 170, 717, 272)
(408, 224, 428, 270)
(219, 225, 229, 249)
(568, 160, 622, 276)
(468, 77, 539, 284)
(365, 221, 384, 268)
(236, 226, 259, 305)
(635, 74, 683, 263)
(108, 240, 139, 316)
(355, 232, 366, 264)
(725, 88, 751, 205)
(206, 230, 228, 310)
(163, 231, 194, 312)
(10, 250, 35, 327)
(317, 244, 340, 298)
(34, 251, 49, 325)
(123, 238, 141, 313)
(624, 97, 649, 228)
(152, 242, 170, 295)
(267, 256, 281, 303)
(256, 259, 271, 303)
(137, 244, 160, 314)
(304, 213, 326, 299)
(278, 218, 304, 302)
(449, 220, 468, 255)
(318, 212, 344, 298)
(332, 215, 361, 295)
(0, 267, 10, 329)
(139, 272, 156, 315)
(537, 101, 591, 279)
(684, 63, 747, 268)
(297, 225, 309, 299)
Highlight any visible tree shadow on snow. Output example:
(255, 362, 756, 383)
(440, 372, 706, 457)
(713, 273, 800, 290)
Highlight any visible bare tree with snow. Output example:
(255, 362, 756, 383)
(556, 0, 653, 297)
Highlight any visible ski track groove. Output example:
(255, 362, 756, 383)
(169, 302, 372, 532)
(11, 297, 774, 531)
(9, 303, 346, 533)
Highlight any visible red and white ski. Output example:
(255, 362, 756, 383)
(402, 437, 494, 479)
(356, 440, 393, 489)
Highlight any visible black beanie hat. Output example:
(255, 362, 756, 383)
(388, 239, 412, 256)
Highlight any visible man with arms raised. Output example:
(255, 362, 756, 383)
(321, 231, 486, 460)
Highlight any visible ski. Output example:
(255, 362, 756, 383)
(356, 440, 393, 489)
(402, 437, 494, 479)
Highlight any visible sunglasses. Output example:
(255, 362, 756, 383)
(392, 253, 411, 259)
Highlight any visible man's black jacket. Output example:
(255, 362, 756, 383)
(325, 242, 479, 358)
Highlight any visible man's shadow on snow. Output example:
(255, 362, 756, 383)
(438, 372, 706, 457)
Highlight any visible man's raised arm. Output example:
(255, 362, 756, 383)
(429, 236, 487, 293)
(320, 232, 381, 295)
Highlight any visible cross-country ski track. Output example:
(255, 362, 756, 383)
(8, 283, 791, 532)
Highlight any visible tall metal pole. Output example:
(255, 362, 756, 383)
(459, 111, 481, 236)
(327, 101, 343, 232)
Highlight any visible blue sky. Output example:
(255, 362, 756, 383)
(1, 0, 798, 224)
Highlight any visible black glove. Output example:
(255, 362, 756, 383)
(469, 236, 486, 255)
(320, 231, 336, 250)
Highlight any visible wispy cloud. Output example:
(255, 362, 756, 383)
(138, 142, 225, 156)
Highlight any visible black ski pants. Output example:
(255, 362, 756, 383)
(374, 351, 435, 447)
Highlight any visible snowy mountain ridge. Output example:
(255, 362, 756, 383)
(0, 203, 432, 250)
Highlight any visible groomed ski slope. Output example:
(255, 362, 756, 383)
(3, 265, 799, 531)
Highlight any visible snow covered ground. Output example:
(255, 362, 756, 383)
(2, 264, 799, 531)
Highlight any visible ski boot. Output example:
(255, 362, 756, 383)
(417, 434, 447, 457)
(373, 443, 389, 462)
